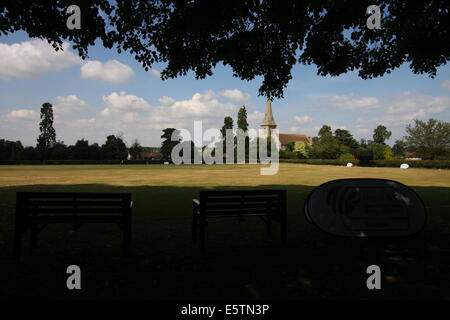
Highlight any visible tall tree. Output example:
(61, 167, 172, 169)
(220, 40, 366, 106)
(72, 139, 90, 160)
(392, 139, 407, 158)
(221, 116, 234, 139)
(237, 106, 250, 161)
(311, 125, 342, 159)
(101, 135, 128, 160)
(3, 1, 449, 98)
(334, 129, 359, 149)
(161, 128, 181, 162)
(220, 116, 234, 160)
(36, 102, 56, 159)
(129, 139, 143, 160)
(404, 118, 450, 160)
(373, 125, 392, 144)
(237, 106, 249, 132)
(318, 125, 333, 140)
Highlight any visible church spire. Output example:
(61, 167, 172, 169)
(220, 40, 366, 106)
(260, 98, 277, 138)
(261, 98, 277, 127)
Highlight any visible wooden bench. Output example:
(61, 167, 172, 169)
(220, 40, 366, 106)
(13, 191, 132, 261)
(192, 190, 287, 251)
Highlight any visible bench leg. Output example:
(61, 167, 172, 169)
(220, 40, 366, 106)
(192, 208, 198, 243)
(281, 218, 287, 245)
(266, 217, 272, 238)
(29, 223, 38, 250)
(199, 220, 206, 252)
(123, 224, 131, 256)
(13, 226, 22, 262)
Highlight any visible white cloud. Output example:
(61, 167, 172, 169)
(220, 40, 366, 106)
(1, 89, 256, 146)
(0, 39, 81, 80)
(247, 111, 264, 121)
(219, 89, 251, 105)
(289, 125, 320, 136)
(385, 91, 449, 115)
(152, 90, 237, 121)
(293, 115, 313, 124)
(357, 128, 370, 135)
(81, 60, 134, 83)
(328, 95, 380, 111)
(52, 95, 88, 114)
(159, 96, 175, 105)
(66, 118, 96, 128)
(1, 109, 38, 122)
(331, 125, 347, 131)
(102, 91, 151, 113)
(442, 80, 450, 90)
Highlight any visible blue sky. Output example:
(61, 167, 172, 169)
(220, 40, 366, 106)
(1, 31, 449, 147)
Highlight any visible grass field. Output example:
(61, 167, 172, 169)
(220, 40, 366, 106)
(0, 163, 449, 299)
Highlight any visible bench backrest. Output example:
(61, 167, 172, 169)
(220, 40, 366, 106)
(16, 192, 131, 216)
(199, 189, 286, 217)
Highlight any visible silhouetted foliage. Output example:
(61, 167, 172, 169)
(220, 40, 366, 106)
(2, 1, 449, 98)
(101, 135, 128, 160)
(36, 102, 56, 159)
(129, 139, 143, 160)
(161, 128, 180, 162)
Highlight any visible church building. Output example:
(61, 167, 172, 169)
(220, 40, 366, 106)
(260, 99, 312, 150)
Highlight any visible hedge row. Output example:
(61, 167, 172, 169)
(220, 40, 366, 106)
(0, 159, 164, 165)
(2, 159, 449, 168)
(372, 159, 450, 169)
(280, 159, 359, 166)
(281, 158, 450, 169)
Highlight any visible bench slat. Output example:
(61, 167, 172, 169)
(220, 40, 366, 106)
(205, 203, 280, 210)
(19, 192, 129, 199)
(27, 207, 125, 214)
(29, 215, 122, 222)
(25, 200, 125, 207)
(204, 196, 281, 203)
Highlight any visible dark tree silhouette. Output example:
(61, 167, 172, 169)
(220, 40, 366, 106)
(101, 135, 128, 160)
(2, 1, 449, 98)
(237, 106, 249, 133)
(36, 102, 56, 159)
(161, 128, 180, 161)
(129, 139, 143, 160)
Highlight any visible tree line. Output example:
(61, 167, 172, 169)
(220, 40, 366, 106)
(283, 119, 449, 161)
(2, 102, 448, 162)
(0, 102, 145, 161)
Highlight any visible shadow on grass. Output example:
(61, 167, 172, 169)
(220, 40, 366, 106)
(0, 183, 449, 299)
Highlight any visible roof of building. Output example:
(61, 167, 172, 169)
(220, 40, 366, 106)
(278, 133, 312, 145)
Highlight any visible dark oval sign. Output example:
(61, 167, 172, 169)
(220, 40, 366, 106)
(304, 179, 427, 237)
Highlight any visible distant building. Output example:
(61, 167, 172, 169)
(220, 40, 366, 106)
(140, 151, 162, 160)
(260, 99, 312, 150)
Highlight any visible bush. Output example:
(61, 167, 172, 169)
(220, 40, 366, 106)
(279, 150, 299, 159)
(338, 153, 356, 161)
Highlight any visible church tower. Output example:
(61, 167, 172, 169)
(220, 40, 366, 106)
(260, 98, 277, 138)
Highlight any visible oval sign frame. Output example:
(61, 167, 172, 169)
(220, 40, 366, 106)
(304, 178, 427, 237)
